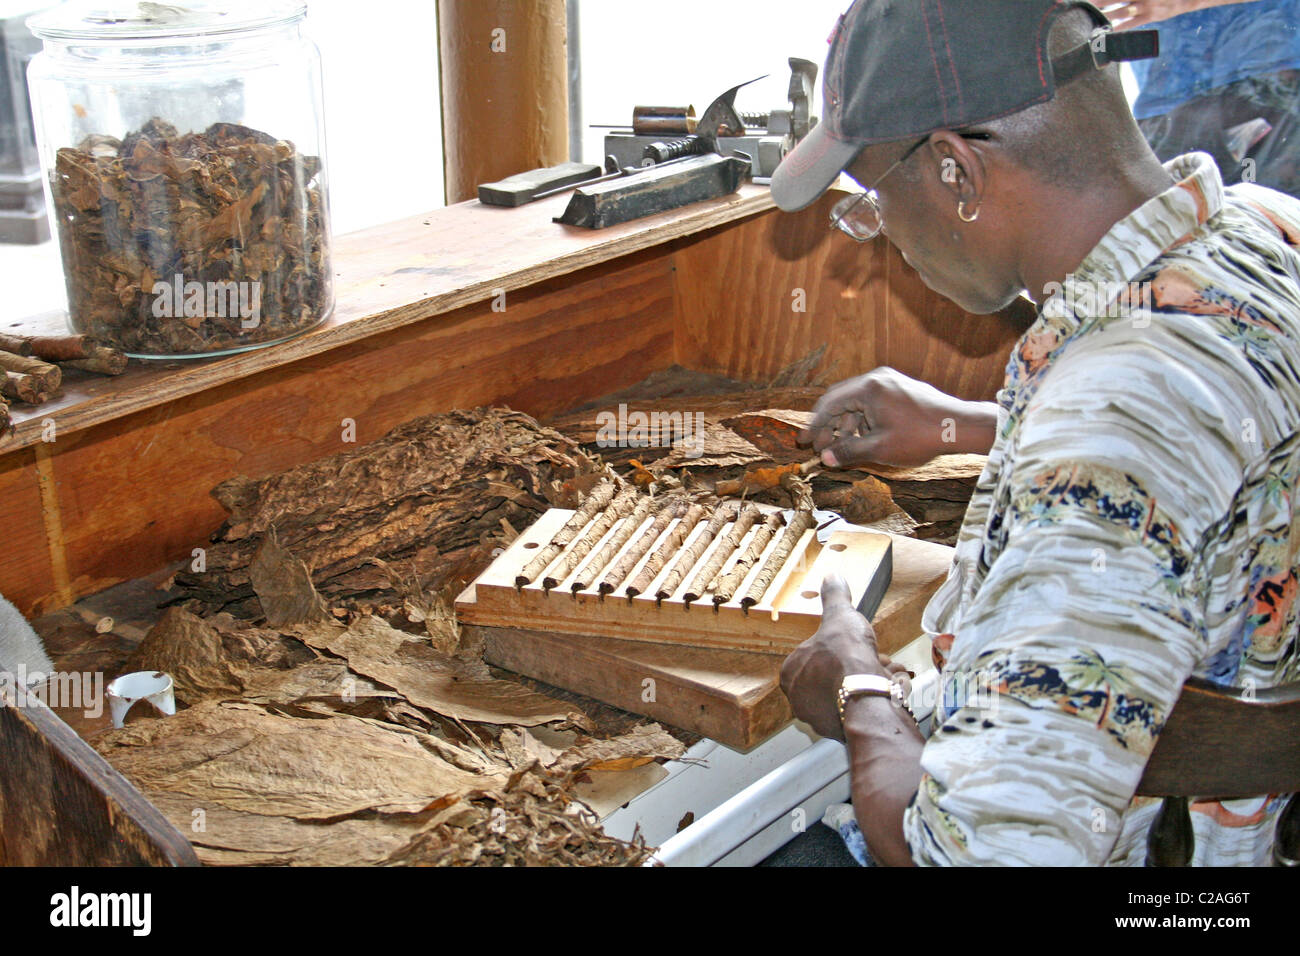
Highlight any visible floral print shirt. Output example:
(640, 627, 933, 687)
(903, 153, 1300, 866)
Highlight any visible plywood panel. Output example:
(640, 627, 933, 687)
(0, 446, 57, 616)
(671, 190, 1035, 401)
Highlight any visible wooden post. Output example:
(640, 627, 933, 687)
(437, 0, 571, 204)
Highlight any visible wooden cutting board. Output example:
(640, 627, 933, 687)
(462, 533, 955, 750)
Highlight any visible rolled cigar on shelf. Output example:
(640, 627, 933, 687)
(0, 335, 32, 356)
(629, 501, 708, 600)
(713, 512, 785, 609)
(601, 497, 688, 599)
(655, 503, 735, 604)
(569, 495, 656, 594)
(683, 503, 760, 606)
(0, 394, 11, 436)
(0, 333, 127, 374)
(542, 487, 640, 591)
(515, 480, 619, 587)
(0, 351, 61, 404)
(62, 346, 129, 376)
(740, 510, 815, 611)
(2, 370, 43, 404)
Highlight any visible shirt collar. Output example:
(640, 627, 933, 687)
(999, 152, 1225, 413)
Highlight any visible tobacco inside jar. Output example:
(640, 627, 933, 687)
(50, 118, 329, 356)
(28, 2, 334, 359)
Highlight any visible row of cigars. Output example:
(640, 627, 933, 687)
(0, 332, 128, 432)
(514, 480, 815, 611)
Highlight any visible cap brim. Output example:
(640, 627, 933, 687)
(770, 123, 862, 212)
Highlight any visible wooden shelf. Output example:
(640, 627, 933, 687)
(1, 184, 775, 452)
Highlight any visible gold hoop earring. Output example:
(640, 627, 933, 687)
(957, 200, 980, 223)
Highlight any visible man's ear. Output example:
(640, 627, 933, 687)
(927, 130, 986, 208)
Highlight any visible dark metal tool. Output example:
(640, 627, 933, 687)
(631, 105, 697, 136)
(554, 76, 765, 229)
(552, 153, 750, 229)
(477, 161, 604, 207)
(600, 60, 818, 179)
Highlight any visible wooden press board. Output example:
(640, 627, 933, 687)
(463, 533, 957, 750)
(456, 505, 893, 656)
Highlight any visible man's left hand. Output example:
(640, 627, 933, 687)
(780, 573, 904, 741)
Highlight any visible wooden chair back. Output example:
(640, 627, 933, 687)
(1137, 676, 1300, 866)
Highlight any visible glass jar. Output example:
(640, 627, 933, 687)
(27, 1, 332, 359)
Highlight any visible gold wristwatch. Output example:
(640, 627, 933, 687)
(837, 673, 913, 725)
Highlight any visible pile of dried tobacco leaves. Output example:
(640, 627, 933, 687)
(168, 407, 606, 626)
(102, 407, 677, 865)
(97, 609, 680, 866)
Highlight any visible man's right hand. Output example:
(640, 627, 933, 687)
(800, 367, 999, 468)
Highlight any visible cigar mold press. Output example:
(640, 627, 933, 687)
(456, 500, 892, 655)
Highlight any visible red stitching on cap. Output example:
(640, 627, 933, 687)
(828, 10, 845, 45)
(920, 0, 951, 124)
(1035, 2, 1064, 89)
(933, 0, 964, 118)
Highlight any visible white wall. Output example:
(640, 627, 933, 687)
(303, 0, 443, 235)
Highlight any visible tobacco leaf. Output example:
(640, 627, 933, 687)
(236, 659, 397, 708)
(248, 531, 331, 627)
(128, 607, 315, 704)
(838, 475, 896, 524)
(96, 706, 674, 865)
(379, 767, 658, 867)
(213, 410, 592, 540)
(655, 421, 768, 470)
(379, 726, 683, 866)
(292, 615, 594, 730)
(95, 700, 504, 820)
(769, 343, 830, 388)
(550, 723, 685, 774)
(721, 409, 813, 463)
(500, 727, 565, 770)
(545, 387, 827, 447)
(143, 792, 426, 866)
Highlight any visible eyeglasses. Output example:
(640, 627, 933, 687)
(829, 132, 991, 242)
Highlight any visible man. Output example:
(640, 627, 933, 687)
(773, 0, 1300, 865)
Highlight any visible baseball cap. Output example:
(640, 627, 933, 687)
(771, 0, 1159, 212)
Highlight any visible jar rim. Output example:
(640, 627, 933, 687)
(28, 1, 306, 42)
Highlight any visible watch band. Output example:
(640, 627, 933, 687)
(837, 673, 916, 725)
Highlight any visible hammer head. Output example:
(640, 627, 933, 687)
(696, 74, 767, 154)
(787, 58, 819, 142)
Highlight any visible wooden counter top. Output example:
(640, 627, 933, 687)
(1, 183, 775, 452)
